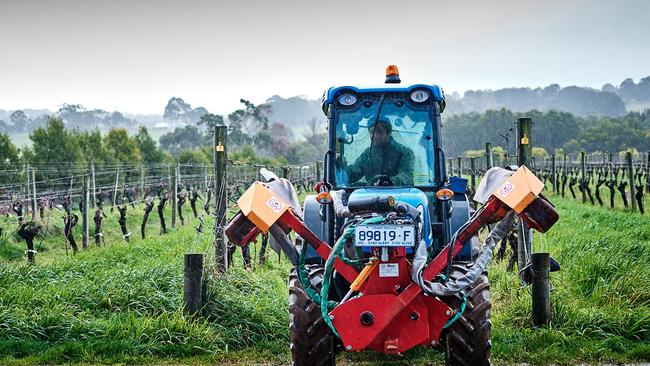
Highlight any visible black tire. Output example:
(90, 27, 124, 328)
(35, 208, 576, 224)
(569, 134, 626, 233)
(289, 264, 336, 366)
(441, 263, 492, 366)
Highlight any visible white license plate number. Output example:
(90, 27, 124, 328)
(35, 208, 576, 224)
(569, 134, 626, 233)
(354, 225, 415, 247)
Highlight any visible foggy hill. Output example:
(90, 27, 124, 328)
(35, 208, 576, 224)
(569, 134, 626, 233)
(264, 95, 325, 138)
(446, 85, 626, 117)
(163, 97, 208, 127)
(262, 78, 650, 131)
(3, 76, 650, 138)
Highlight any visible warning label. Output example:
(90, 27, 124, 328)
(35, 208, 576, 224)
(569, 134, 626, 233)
(379, 263, 399, 277)
(266, 197, 285, 213)
(498, 182, 514, 197)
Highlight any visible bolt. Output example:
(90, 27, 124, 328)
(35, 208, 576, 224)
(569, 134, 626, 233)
(360, 311, 374, 326)
(346, 345, 352, 351)
(431, 340, 438, 347)
(329, 315, 335, 320)
(445, 309, 452, 316)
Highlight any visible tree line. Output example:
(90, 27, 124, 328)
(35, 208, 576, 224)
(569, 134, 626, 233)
(157, 99, 326, 165)
(4, 102, 648, 183)
(442, 109, 650, 158)
(0, 99, 327, 184)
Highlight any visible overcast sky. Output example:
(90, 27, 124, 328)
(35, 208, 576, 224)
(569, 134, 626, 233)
(1, 0, 649, 115)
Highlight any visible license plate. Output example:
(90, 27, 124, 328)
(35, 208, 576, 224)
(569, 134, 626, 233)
(354, 224, 415, 247)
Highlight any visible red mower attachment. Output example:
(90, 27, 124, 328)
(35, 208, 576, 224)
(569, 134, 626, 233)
(224, 166, 558, 357)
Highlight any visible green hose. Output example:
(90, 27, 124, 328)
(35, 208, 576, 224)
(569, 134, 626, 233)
(320, 216, 385, 338)
(296, 237, 338, 309)
(443, 293, 467, 329)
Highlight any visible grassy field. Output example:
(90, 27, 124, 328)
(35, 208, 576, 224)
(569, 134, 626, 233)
(0, 194, 648, 365)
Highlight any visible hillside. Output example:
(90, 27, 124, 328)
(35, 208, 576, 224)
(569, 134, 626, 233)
(3, 75, 650, 142)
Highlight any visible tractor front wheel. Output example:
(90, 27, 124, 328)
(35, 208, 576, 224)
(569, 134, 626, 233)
(440, 263, 492, 366)
(289, 264, 336, 366)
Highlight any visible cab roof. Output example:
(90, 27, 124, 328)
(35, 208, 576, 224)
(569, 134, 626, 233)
(323, 84, 446, 106)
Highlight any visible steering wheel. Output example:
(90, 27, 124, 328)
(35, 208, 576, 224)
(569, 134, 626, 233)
(374, 174, 393, 186)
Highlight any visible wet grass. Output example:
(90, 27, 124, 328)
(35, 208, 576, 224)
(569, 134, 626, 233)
(0, 195, 648, 364)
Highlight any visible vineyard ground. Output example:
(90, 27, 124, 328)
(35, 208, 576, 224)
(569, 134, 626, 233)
(0, 194, 648, 365)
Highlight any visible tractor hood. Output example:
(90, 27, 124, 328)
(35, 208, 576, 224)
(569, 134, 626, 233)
(348, 187, 433, 248)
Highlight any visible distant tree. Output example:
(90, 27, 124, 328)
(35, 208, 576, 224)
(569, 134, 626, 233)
(159, 125, 209, 157)
(30, 115, 49, 130)
(618, 78, 638, 102)
(463, 149, 484, 158)
(575, 112, 650, 152)
(28, 117, 83, 172)
(562, 139, 582, 154)
(267, 123, 293, 157)
(286, 142, 320, 165)
(228, 99, 271, 151)
(104, 128, 142, 164)
(177, 149, 211, 165)
(532, 147, 549, 160)
(135, 126, 164, 163)
(285, 118, 327, 164)
(109, 111, 132, 127)
(230, 145, 286, 165)
(305, 118, 327, 153)
(197, 113, 225, 135)
(78, 129, 115, 166)
(10, 110, 29, 132)
(0, 133, 21, 182)
(163, 97, 192, 121)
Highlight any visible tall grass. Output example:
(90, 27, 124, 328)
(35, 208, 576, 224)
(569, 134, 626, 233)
(490, 195, 650, 364)
(0, 196, 648, 364)
(0, 204, 292, 364)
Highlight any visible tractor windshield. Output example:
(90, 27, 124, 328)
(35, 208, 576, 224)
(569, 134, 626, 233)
(334, 92, 436, 188)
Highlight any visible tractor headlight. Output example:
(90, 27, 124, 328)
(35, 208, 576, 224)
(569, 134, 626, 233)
(410, 90, 429, 103)
(338, 93, 358, 106)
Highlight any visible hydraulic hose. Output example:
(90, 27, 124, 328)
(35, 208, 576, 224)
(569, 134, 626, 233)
(331, 190, 353, 218)
(320, 216, 384, 338)
(411, 211, 516, 297)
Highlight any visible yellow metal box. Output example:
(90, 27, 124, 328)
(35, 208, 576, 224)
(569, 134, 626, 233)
(493, 166, 544, 213)
(237, 182, 290, 232)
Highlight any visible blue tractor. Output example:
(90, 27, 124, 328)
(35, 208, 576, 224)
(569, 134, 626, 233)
(294, 66, 484, 365)
(226, 65, 558, 366)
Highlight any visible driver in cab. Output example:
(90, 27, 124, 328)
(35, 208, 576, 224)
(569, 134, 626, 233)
(346, 119, 414, 186)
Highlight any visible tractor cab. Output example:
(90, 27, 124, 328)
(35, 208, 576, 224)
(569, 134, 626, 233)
(307, 66, 474, 261)
(323, 68, 446, 190)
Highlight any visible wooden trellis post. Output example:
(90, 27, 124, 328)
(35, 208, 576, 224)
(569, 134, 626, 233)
(111, 168, 120, 213)
(581, 152, 586, 204)
(31, 168, 37, 221)
(82, 175, 89, 248)
(516, 117, 533, 272)
(485, 142, 493, 169)
(627, 152, 636, 212)
(214, 126, 228, 273)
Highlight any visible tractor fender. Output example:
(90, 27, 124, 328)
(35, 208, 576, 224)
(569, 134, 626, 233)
(450, 194, 478, 260)
(298, 195, 326, 263)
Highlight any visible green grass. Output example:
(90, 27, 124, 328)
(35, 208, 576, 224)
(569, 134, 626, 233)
(0, 195, 648, 365)
(490, 194, 650, 364)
